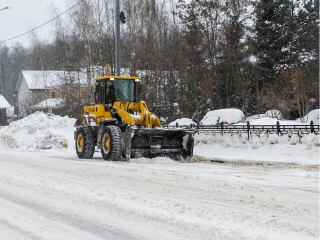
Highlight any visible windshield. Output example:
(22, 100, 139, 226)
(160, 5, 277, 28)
(113, 79, 135, 102)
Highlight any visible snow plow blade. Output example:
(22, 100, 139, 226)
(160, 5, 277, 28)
(123, 128, 194, 160)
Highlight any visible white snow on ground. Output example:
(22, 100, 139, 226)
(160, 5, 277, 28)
(169, 118, 196, 126)
(237, 116, 307, 125)
(245, 113, 266, 121)
(194, 137, 319, 165)
(0, 112, 318, 239)
(0, 149, 318, 240)
(0, 111, 317, 165)
(296, 109, 320, 124)
(200, 108, 244, 125)
(194, 132, 319, 165)
(0, 111, 75, 149)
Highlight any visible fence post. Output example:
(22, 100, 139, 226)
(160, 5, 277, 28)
(247, 121, 250, 140)
(221, 122, 224, 136)
(276, 121, 280, 136)
(310, 121, 314, 133)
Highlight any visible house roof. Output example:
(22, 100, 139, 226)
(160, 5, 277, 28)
(15, 68, 153, 92)
(0, 95, 11, 109)
(17, 70, 89, 91)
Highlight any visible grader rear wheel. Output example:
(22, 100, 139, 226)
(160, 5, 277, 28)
(101, 125, 123, 161)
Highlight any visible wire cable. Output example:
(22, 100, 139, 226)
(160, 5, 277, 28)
(0, 0, 177, 43)
(0, 0, 84, 43)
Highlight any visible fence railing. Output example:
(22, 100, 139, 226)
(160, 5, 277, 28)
(163, 121, 319, 140)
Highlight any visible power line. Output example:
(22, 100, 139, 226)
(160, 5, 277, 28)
(0, 0, 84, 43)
(0, 0, 177, 43)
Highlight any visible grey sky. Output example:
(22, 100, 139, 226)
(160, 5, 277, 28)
(0, 0, 68, 47)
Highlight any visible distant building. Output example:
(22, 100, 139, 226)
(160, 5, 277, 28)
(14, 69, 152, 116)
(15, 70, 88, 116)
(0, 95, 11, 126)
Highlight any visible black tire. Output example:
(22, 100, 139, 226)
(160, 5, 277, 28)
(101, 125, 123, 161)
(76, 127, 95, 159)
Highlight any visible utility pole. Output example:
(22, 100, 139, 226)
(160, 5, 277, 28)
(114, 0, 120, 76)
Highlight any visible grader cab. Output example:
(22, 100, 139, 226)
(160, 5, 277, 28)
(75, 75, 194, 161)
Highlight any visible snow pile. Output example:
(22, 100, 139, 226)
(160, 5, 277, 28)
(194, 132, 320, 150)
(246, 113, 266, 121)
(296, 109, 320, 124)
(169, 118, 196, 126)
(34, 98, 64, 109)
(0, 112, 75, 150)
(200, 108, 244, 125)
(265, 110, 282, 119)
(237, 117, 307, 125)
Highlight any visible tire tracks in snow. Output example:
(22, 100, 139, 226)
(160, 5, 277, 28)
(0, 152, 318, 240)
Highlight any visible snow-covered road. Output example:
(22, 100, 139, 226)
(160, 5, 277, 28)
(0, 150, 318, 240)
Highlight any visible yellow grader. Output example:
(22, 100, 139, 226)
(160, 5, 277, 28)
(74, 75, 194, 161)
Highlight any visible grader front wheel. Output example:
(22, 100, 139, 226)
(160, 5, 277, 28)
(101, 126, 123, 161)
(75, 127, 95, 159)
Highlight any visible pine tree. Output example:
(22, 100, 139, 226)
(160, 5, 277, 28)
(294, 0, 319, 83)
(178, 0, 206, 121)
(254, 0, 294, 87)
(217, 0, 250, 109)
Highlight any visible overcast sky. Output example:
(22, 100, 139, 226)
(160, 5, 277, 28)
(0, 0, 69, 47)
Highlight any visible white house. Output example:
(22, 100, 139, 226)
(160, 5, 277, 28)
(15, 70, 88, 116)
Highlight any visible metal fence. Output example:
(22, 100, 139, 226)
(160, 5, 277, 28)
(163, 121, 319, 140)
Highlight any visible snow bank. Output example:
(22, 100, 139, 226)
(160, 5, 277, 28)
(0, 112, 75, 150)
(194, 133, 319, 165)
(200, 108, 244, 125)
(236, 117, 307, 125)
(296, 109, 320, 124)
(169, 118, 196, 126)
(195, 132, 319, 148)
(245, 113, 266, 121)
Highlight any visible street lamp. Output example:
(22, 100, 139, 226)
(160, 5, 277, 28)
(0, 6, 11, 12)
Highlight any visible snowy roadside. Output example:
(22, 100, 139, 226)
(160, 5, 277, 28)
(193, 144, 319, 166)
(0, 151, 318, 240)
(0, 112, 318, 166)
(193, 133, 319, 166)
(0, 112, 318, 240)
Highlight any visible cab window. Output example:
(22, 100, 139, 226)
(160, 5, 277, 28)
(95, 81, 105, 104)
